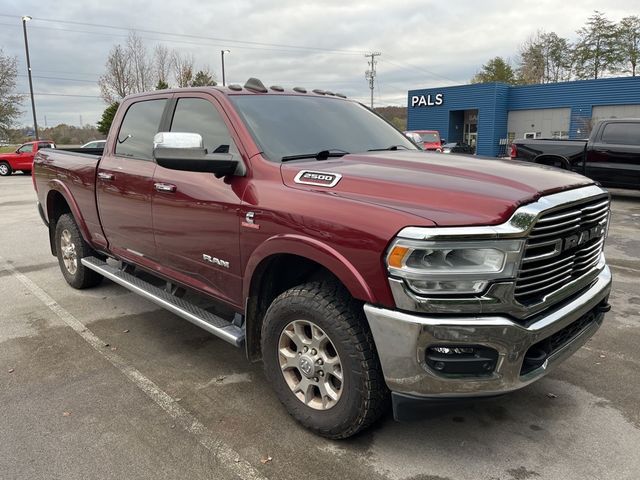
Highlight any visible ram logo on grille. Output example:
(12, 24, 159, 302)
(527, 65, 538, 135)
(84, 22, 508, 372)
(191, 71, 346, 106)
(563, 222, 607, 251)
(294, 170, 342, 187)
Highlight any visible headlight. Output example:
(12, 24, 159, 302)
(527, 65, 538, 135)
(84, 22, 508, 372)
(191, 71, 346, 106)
(386, 239, 525, 295)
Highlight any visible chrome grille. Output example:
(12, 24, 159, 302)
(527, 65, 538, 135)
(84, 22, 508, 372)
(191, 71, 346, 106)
(515, 195, 609, 305)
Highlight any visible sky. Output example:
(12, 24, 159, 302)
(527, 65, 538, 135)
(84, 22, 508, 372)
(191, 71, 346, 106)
(1, 0, 638, 128)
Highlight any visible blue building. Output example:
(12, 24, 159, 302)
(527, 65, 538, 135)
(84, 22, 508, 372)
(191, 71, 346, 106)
(407, 76, 640, 157)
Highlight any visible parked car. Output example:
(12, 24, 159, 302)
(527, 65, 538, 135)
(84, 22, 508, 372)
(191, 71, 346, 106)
(81, 140, 106, 149)
(404, 130, 443, 151)
(0, 140, 55, 176)
(511, 118, 640, 189)
(34, 81, 611, 438)
(441, 142, 474, 154)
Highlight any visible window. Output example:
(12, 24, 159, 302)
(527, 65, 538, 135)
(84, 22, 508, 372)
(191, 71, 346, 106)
(601, 123, 640, 146)
(115, 99, 167, 160)
(551, 131, 569, 139)
(170, 98, 239, 156)
(18, 144, 33, 153)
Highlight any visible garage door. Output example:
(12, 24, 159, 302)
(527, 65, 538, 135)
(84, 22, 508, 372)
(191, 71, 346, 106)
(592, 105, 640, 123)
(508, 108, 571, 140)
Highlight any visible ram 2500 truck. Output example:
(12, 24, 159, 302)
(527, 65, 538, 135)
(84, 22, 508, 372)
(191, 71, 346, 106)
(511, 118, 640, 190)
(33, 79, 612, 438)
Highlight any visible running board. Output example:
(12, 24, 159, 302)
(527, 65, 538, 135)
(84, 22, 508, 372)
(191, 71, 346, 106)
(81, 257, 244, 347)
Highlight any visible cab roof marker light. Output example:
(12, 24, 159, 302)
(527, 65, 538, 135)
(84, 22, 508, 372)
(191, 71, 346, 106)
(312, 89, 326, 95)
(270, 85, 285, 92)
(293, 87, 307, 93)
(335, 93, 347, 98)
(244, 77, 268, 93)
(228, 84, 243, 91)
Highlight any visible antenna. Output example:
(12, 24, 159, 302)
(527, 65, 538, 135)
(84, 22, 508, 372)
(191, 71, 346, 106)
(365, 52, 381, 109)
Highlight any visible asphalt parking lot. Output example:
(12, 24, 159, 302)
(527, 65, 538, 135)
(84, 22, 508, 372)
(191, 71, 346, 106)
(1, 174, 639, 480)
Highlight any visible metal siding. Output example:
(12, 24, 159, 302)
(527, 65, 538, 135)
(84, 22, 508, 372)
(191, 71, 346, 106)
(408, 76, 640, 155)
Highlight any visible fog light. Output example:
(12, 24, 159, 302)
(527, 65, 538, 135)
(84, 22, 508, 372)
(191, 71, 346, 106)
(425, 345, 499, 376)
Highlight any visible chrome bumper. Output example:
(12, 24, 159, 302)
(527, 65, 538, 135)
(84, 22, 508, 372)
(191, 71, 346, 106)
(364, 266, 611, 398)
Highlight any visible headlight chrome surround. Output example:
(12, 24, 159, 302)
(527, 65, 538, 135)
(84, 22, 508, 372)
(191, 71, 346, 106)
(386, 238, 525, 295)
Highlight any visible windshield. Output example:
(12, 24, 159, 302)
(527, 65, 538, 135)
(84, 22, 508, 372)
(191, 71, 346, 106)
(418, 132, 440, 143)
(229, 95, 416, 161)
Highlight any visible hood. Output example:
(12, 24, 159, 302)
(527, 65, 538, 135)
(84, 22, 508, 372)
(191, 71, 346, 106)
(281, 151, 593, 227)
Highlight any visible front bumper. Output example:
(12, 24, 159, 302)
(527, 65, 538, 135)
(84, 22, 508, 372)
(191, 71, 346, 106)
(364, 266, 611, 399)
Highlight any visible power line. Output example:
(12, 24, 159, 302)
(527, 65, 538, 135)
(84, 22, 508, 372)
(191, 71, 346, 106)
(383, 57, 459, 84)
(18, 92, 102, 99)
(17, 74, 98, 83)
(0, 14, 367, 56)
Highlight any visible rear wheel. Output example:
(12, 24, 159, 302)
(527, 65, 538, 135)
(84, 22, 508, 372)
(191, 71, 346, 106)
(0, 162, 12, 176)
(55, 214, 103, 289)
(261, 282, 388, 439)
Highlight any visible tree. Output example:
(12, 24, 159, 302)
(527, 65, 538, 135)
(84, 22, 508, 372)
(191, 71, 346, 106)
(190, 70, 217, 87)
(471, 57, 517, 84)
(617, 16, 640, 76)
(0, 49, 23, 135)
(517, 32, 574, 84)
(154, 44, 172, 86)
(517, 33, 546, 84)
(98, 44, 134, 103)
(173, 52, 194, 88)
(127, 32, 153, 92)
(574, 11, 620, 79)
(97, 102, 120, 135)
(155, 80, 169, 90)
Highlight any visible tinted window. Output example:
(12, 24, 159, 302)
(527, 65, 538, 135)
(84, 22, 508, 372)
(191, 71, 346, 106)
(601, 123, 640, 146)
(170, 98, 239, 156)
(18, 144, 33, 153)
(229, 95, 416, 162)
(116, 99, 167, 160)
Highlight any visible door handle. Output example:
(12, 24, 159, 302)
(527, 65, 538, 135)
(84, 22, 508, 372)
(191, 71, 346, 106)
(97, 172, 115, 181)
(154, 182, 177, 193)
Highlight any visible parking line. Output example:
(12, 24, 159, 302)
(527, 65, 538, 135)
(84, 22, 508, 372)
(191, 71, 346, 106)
(0, 256, 268, 480)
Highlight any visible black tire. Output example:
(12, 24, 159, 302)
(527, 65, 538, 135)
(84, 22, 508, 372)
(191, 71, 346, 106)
(0, 162, 12, 176)
(261, 281, 388, 439)
(55, 214, 103, 289)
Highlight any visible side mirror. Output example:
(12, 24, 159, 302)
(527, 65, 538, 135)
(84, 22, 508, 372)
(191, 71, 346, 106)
(153, 132, 239, 177)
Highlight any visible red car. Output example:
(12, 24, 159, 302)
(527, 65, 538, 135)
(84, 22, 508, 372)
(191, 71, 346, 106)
(0, 140, 56, 176)
(404, 130, 443, 151)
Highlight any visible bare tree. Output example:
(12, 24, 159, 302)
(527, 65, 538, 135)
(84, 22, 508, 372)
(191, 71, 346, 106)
(98, 44, 134, 103)
(0, 49, 23, 135)
(154, 44, 172, 85)
(127, 32, 153, 92)
(173, 52, 195, 88)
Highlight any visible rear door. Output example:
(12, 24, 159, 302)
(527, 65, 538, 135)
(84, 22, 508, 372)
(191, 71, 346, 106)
(151, 93, 246, 307)
(587, 122, 640, 188)
(96, 96, 169, 263)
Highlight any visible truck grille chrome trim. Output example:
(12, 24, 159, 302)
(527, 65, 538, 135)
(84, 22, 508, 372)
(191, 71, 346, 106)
(514, 194, 609, 305)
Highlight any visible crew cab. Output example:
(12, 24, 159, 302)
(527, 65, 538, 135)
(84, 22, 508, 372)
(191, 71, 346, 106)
(0, 140, 55, 176)
(33, 79, 612, 438)
(511, 119, 640, 190)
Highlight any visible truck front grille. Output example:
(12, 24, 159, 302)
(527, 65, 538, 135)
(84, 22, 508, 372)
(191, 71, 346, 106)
(515, 195, 609, 306)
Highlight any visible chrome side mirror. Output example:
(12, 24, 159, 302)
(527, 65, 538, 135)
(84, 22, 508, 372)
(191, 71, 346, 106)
(153, 132, 204, 150)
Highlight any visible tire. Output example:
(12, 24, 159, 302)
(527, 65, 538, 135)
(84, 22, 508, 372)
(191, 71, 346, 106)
(0, 162, 12, 176)
(261, 281, 388, 439)
(54, 214, 103, 289)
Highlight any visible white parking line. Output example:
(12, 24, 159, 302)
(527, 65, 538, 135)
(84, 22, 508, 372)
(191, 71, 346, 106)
(0, 256, 268, 480)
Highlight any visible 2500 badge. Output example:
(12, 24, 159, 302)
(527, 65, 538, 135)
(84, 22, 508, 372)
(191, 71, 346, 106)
(294, 170, 342, 187)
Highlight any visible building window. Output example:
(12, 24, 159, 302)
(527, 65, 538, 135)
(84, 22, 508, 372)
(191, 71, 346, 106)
(551, 131, 569, 139)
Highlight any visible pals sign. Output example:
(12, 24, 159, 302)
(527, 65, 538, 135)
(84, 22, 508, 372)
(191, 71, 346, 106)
(410, 94, 444, 108)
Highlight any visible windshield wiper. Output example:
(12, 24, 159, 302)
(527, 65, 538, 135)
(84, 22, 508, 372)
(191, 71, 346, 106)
(367, 145, 410, 152)
(281, 149, 349, 162)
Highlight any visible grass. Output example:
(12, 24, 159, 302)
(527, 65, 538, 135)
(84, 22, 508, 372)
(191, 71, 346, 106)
(0, 146, 17, 153)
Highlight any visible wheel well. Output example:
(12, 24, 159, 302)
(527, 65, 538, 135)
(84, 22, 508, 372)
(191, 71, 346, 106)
(245, 254, 341, 361)
(534, 155, 569, 169)
(46, 191, 71, 255)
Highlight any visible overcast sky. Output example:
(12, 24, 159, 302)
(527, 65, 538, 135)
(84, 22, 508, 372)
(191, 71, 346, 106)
(1, 0, 637, 128)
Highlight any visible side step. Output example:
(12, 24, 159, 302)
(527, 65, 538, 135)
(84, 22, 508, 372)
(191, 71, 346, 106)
(81, 257, 244, 347)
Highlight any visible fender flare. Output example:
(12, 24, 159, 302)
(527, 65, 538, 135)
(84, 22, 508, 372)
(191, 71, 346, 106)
(243, 234, 378, 304)
(45, 179, 94, 249)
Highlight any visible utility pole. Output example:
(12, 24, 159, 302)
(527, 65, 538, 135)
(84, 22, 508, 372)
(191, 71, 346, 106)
(22, 15, 39, 140)
(364, 52, 381, 109)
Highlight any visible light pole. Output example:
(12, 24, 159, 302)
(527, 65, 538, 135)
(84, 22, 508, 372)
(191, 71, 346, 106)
(22, 15, 39, 140)
(221, 50, 230, 86)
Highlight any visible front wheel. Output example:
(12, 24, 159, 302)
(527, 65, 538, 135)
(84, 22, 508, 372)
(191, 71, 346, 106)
(55, 214, 103, 289)
(0, 162, 12, 176)
(261, 282, 388, 439)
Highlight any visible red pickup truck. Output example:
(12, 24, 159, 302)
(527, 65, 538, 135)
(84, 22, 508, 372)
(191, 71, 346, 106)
(33, 79, 612, 438)
(0, 140, 55, 176)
